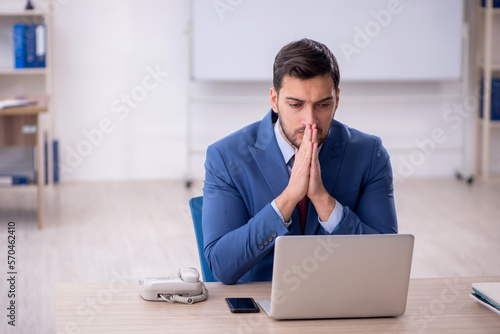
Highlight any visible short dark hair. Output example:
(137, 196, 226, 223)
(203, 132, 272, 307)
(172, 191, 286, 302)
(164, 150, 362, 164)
(273, 38, 340, 93)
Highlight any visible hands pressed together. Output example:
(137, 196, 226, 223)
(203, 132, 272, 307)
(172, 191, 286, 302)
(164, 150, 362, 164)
(275, 124, 336, 223)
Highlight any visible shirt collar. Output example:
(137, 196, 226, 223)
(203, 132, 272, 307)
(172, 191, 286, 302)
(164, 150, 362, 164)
(274, 119, 295, 165)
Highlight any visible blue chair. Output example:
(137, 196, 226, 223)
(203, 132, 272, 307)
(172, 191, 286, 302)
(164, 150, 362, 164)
(189, 196, 216, 282)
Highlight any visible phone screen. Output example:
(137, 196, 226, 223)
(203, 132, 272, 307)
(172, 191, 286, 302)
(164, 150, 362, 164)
(225, 298, 260, 313)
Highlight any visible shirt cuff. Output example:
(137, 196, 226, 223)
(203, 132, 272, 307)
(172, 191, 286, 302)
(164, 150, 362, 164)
(271, 199, 292, 228)
(318, 200, 343, 234)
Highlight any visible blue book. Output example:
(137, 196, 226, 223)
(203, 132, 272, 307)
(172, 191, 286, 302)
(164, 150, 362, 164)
(35, 24, 46, 68)
(480, 78, 500, 121)
(24, 24, 36, 68)
(12, 176, 29, 185)
(13, 24, 37, 68)
(53, 140, 59, 183)
(482, 0, 500, 8)
(0, 176, 30, 185)
(493, 79, 500, 121)
(13, 24, 26, 68)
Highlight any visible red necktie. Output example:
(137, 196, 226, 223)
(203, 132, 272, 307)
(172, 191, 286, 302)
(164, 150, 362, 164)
(298, 195, 309, 234)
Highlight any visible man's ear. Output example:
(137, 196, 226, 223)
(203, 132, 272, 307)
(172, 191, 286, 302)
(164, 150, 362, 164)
(270, 87, 278, 112)
(334, 87, 340, 111)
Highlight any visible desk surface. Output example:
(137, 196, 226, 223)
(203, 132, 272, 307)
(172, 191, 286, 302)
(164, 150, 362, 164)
(55, 276, 500, 334)
(0, 96, 48, 116)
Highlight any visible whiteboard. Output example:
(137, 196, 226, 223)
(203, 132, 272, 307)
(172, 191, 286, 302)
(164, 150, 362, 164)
(192, 0, 463, 82)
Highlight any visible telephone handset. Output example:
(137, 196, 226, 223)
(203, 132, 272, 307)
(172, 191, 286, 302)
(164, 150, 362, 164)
(138, 267, 208, 304)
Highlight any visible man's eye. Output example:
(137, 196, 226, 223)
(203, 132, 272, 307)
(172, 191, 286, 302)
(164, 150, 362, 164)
(318, 103, 330, 108)
(289, 104, 301, 108)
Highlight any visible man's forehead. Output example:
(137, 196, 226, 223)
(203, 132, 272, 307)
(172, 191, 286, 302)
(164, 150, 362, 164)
(279, 75, 335, 101)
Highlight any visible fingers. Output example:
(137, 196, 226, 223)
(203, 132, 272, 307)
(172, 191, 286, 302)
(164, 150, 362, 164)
(287, 123, 320, 203)
(301, 124, 312, 150)
(312, 141, 318, 165)
(307, 124, 323, 193)
(309, 141, 319, 181)
(311, 123, 318, 145)
(295, 124, 312, 163)
(293, 124, 318, 184)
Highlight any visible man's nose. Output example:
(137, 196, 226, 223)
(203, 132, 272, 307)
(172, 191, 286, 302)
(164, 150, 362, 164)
(302, 105, 315, 125)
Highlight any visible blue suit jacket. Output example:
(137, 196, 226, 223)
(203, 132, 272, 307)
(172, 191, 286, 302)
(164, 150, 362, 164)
(202, 110, 397, 284)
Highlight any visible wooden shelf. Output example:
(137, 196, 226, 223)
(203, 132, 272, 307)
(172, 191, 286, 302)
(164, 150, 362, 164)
(0, 10, 46, 17)
(480, 63, 500, 71)
(480, 7, 500, 15)
(0, 67, 47, 75)
(479, 119, 500, 128)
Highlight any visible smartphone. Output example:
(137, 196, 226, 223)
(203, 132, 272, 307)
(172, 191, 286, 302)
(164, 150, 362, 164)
(225, 297, 260, 313)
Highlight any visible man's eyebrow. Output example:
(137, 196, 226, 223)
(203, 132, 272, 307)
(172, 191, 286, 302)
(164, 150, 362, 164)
(285, 96, 305, 103)
(285, 96, 333, 103)
(316, 96, 334, 103)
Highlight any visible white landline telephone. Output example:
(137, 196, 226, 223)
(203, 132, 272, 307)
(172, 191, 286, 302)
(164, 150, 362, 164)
(138, 267, 208, 304)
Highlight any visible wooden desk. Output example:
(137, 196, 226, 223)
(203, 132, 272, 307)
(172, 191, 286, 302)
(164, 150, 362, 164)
(54, 276, 500, 334)
(0, 97, 49, 228)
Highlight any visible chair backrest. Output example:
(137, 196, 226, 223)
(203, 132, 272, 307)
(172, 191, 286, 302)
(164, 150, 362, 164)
(189, 196, 216, 282)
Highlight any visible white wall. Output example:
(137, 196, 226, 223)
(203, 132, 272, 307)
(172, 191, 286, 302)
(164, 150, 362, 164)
(48, 0, 190, 181)
(187, 80, 474, 183)
(4, 0, 493, 182)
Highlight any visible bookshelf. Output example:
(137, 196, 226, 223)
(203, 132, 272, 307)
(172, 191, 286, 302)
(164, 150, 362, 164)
(0, 7, 52, 228)
(476, 0, 500, 180)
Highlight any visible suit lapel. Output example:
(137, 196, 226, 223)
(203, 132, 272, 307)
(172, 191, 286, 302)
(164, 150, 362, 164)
(249, 111, 303, 235)
(248, 111, 289, 199)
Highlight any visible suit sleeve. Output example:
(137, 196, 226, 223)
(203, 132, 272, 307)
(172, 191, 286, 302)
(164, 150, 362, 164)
(202, 145, 289, 284)
(321, 137, 398, 235)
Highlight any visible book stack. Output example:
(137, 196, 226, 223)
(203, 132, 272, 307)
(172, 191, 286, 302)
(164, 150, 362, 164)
(0, 140, 59, 186)
(0, 146, 35, 186)
(13, 24, 46, 68)
(471, 282, 500, 316)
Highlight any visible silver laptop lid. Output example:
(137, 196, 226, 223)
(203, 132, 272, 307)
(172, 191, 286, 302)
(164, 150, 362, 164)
(269, 234, 414, 320)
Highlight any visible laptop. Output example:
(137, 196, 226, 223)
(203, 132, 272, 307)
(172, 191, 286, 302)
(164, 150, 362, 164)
(257, 234, 414, 320)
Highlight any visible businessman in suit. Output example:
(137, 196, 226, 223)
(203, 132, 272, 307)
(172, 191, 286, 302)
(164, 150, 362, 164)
(202, 38, 397, 284)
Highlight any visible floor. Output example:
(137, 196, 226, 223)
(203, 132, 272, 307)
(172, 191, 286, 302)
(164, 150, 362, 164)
(0, 177, 499, 333)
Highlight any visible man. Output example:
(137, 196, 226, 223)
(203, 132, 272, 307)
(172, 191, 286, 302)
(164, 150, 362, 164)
(202, 38, 397, 284)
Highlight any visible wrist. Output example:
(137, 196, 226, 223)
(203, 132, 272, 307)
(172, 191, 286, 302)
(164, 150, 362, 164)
(276, 186, 303, 222)
(310, 187, 329, 205)
(311, 190, 336, 222)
